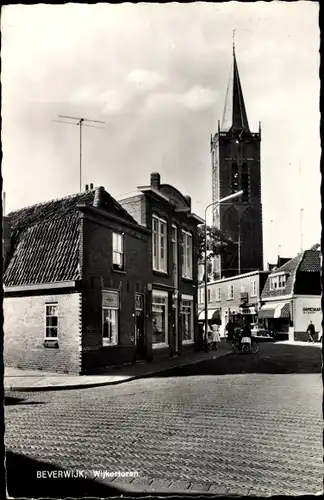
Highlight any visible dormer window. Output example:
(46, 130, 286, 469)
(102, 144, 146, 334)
(269, 273, 287, 291)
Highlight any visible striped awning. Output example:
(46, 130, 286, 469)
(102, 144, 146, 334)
(258, 302, 290, 319)
(198, 309, 219, 321)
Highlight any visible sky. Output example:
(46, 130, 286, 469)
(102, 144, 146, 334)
(2, 2, 320, 266)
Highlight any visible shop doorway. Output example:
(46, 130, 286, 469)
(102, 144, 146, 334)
(134, 294, 145, 360)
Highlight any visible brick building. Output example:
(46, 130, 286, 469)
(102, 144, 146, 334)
(210, 45, 263, 278)
(3, 186, 150, 374)
(119, 172, 204, 360)
(197, 270, 269, 337)
(259, 248, 322, 341)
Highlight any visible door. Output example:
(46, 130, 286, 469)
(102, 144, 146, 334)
(134, 293, 145, 360)
(135, 310, 145, 359)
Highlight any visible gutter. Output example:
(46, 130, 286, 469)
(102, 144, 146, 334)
(4, 280, 77, 294)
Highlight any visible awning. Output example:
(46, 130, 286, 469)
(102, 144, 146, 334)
(258, 302, 290, 319)
(198, 309, 219, 321)
(239, 305, 257, 315)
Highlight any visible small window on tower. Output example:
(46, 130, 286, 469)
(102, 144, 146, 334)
(231, 163, 239, 194)
(241, 163, 249, 202)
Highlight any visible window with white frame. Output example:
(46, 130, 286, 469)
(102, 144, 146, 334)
(251, 280, 257, 297)
(152, 290, 168, 346)
(102, 290, 119, 346)
(211, 287, 216, 302)
(112, 232, 124, 270)
(152, 216, 167, 272)
(181, 295, 194, 342)
(45, 304, 58, 339)
(270, 274, 286, 291)
(201, 288, 205, 304)
(216, 287, 221, 302)
(241, 284, 246, 293)
(171, 225, 178, 282)
(279, 274, 286, 288)
(227, 284, 234, 300)
(182, 230, 193, 279)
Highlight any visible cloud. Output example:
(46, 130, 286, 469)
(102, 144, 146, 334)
(182, 86, 218, 110)
(144, 85, 217, 113)
(101, 90, 131, 114)
(126, 68, 167, 92)
(144, 92, 182, 112)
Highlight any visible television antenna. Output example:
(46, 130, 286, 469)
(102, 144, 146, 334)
(53, 115, 105, 192)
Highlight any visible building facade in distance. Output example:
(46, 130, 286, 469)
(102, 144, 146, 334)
(197, 270, 269, 337)
(259, 248, 322, 341)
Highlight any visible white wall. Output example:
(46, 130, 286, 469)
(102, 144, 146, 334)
(293, 296, 322, 333)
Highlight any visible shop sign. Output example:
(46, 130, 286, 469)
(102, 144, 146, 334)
(102, 290, 119, 309)
(303, 307, 321, 314)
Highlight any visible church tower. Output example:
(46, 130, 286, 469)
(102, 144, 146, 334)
(211, 43, 263, 278)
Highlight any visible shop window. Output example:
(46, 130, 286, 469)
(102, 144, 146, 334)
(102, 290, 119, 346)
(45, 304, 58, 339)
(152, 290, 168, 347)
(181, 296, 194, 343)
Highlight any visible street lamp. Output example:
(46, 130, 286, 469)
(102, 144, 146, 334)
(203, 190, 243, 352)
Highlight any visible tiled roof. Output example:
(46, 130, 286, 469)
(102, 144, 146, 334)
(261, 253, 304, 299)
(4, 188, 137, 287)
(299, 250, 321, 272)
(261, 249, 322, 299)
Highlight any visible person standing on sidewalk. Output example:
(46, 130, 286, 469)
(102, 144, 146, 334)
(211, 323, 221, 350)
(306, 321, 316, 343)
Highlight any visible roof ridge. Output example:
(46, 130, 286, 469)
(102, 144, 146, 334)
(8, 189, 96, 217)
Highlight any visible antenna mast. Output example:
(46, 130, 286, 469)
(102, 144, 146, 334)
(53, 115, 105, 192)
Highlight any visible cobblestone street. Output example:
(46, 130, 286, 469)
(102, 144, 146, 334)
(5, 343, 323, 496)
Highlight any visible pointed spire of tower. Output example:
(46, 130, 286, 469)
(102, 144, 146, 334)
(221, 36, 250, 133)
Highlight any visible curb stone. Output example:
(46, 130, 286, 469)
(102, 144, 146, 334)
(4, 352, 227, 392)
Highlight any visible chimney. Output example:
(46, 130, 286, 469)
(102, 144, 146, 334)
(85, 184, 89, 191)
(2, 217, 11, 266)
(150, 172, 160, 190)
(184, 195, 191, 210)
(90, 183, 94, 190)
(93, 186, 105, 208)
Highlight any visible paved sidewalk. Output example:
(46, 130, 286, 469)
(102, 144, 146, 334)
(276, 340, 322, 348)
(4, 347, 230, 392)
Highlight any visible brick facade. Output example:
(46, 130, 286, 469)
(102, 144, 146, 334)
(3, 180, 201, 374)
(119, 174, 202, 358)
(4, 292, 82, 374)
(80, 209, 150, 373)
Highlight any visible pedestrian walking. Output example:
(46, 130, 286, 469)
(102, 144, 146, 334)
(306, 320, 316, 343)
(211, 323, 221, 350)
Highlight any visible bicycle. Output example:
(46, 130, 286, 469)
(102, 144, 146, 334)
(231, 334, 260, 354)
